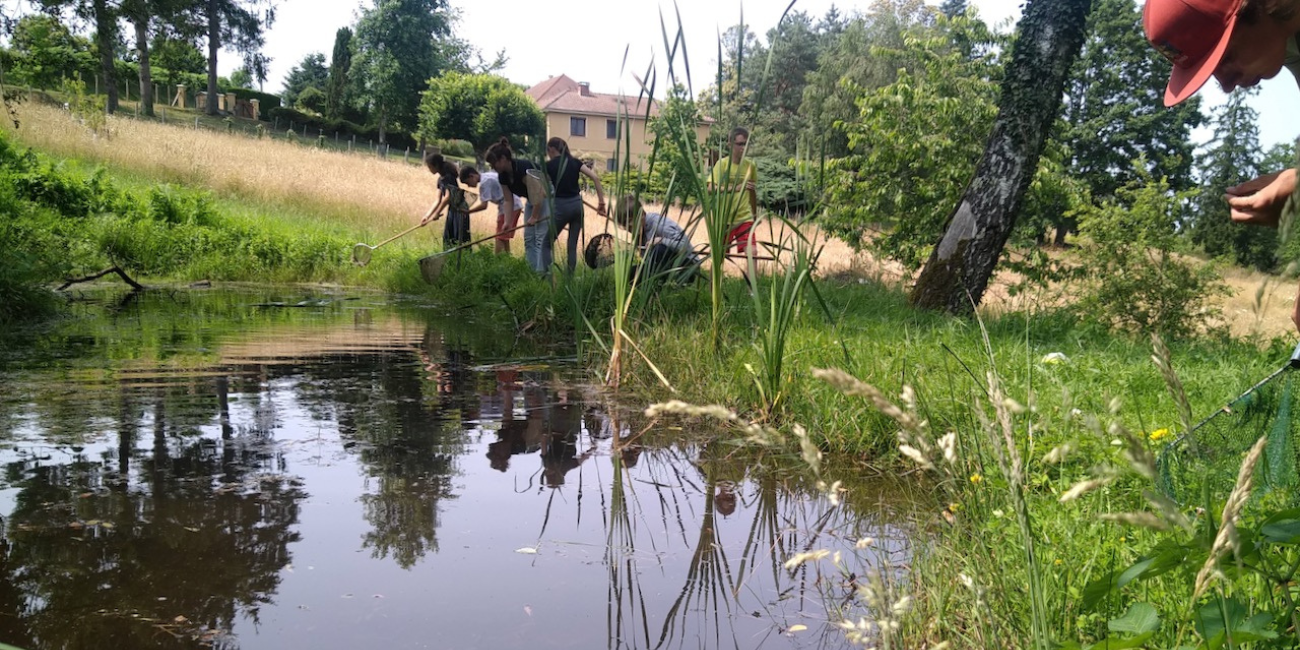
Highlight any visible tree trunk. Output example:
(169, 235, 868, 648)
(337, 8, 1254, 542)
(93, 0, 118, 114)
(910, 0, 1094, 314)
(133, 17, 154, 117)
(206, 0, 221, 117)
(378, 106, 387, 145)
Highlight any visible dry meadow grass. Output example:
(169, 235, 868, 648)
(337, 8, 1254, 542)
(9, 102, 1296, 338)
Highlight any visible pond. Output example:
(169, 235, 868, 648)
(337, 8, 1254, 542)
(0, 287, 916, 650)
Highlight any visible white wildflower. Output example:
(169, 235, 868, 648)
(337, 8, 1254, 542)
(1041, 352, 1069, 364)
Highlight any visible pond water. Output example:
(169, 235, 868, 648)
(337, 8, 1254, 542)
(0, 288, 916, 650)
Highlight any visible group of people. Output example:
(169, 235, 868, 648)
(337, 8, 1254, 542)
(1144, 0, 1300, 329)
(417, 126, 762, 282)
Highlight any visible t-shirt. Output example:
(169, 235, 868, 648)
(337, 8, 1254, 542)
(545, 154, 585, 198)
(1287, 34, 1300, 88)
(640, 212, 692, 257)
(500, 159, 538, 202)
(709, 157, 757, 222)
(478, 171, 523, 214)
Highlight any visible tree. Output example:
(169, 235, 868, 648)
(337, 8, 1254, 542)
(418, 72, 544, 160)
(1191, 89, 1275, 269)
(799, 0, 943, 158)
(281, 52, 326, 108)
(229, 65, 252, 88)
(351, 0, 453, 143)
(9, 14, 93, 90)
(38, 0, 121, 113)
(1055, 0, 1203, 243)
(823, 30, 1000, 266)
(940, 0, 969, 17)
(324, 27, 353, 121)
(191, 0, 276, 116)
(910, 0, 1094, 315)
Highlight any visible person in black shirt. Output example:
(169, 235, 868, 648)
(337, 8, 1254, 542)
(544, 137, 607, 274)
(485, 138, 551, 275)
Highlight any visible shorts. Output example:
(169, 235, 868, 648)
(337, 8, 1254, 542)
(497, 207, 522, 241)
(726, 220, 757, 254)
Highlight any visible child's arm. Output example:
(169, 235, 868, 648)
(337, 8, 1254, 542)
(578, 164, 607, 216)
(420, 195, 446, 225)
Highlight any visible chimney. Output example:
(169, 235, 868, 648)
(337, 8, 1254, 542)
(578, 81, 592, 97)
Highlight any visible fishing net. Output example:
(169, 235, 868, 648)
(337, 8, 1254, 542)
(1156, 343, 1300, 507)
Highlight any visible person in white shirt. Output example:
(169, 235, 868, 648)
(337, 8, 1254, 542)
(463, 168, 524, 255)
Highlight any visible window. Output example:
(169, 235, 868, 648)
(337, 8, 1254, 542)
(606, 119, 618, 139)
(569, 117, 586, 137)
(606, 158, 618, 172)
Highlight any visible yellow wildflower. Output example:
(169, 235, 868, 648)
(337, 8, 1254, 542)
(969, 473, 983, 484)
(1148, 428, 1172, 442)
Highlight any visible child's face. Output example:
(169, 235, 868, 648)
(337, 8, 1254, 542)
(464, 174, 480, 188)
(1214, 15, 1294, 92)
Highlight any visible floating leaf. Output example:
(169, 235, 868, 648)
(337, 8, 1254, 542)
(787, 624, 808, 633)
(515, 547, 538, 554)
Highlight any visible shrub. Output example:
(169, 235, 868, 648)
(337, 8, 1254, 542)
(1074, 170, 1228, 338)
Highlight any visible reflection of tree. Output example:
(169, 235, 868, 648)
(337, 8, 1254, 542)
(0, 383, 303, 650)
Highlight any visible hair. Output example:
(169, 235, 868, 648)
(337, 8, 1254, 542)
(546, 137, 570, 157)
(613, 195, 642, 229)
(1238, 0, 1299, 22)
(439, 160, 459, 184)
(423, 150, 444, 175)
(459, 165, 479, 184)
(729, 127, 749, 143)
(484, 137, 514, 165)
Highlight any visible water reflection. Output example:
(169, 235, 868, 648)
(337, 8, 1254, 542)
(0, 289, 916, 650)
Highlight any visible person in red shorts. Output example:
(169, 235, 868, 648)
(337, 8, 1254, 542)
(709, 127, 759, 254)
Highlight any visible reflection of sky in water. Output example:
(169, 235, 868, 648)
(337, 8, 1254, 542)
(0, 291, 913, 650)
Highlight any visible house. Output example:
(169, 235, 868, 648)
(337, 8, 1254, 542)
(525, 74, 711, 172)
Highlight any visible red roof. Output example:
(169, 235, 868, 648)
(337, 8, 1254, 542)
(526, 74, 659, 118)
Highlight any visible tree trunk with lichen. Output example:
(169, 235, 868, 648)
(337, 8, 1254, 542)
(910, 0, 1094, 314)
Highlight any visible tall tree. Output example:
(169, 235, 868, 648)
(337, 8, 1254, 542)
(1192, 89, 1274, 269)
(119, 0, 191, 117)
(191, 0, 276, 116)
(351, 0, 452, 143)
(324, 27, 353, 121)
(1055, 0, 1203, 242)
(281, 52, 327, 107)
(418, 72, 544, 161)
(910, 0, 1094, 315)
(38, 0, 120, 112)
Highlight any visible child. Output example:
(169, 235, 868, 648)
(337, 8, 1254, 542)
(462, 165, 523, 254)
(441, 163, 471, 246)
(610, 195, 702, 284)
(418, 151, 451, 230)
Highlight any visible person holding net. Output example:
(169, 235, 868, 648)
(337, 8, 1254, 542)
(1144, 0, 1300, 329)
(708, 127, 759, 255)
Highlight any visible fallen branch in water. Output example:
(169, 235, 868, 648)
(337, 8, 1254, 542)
(58, 266, 145, 291)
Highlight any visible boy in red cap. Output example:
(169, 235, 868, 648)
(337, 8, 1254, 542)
(1144, 0, 1300, 327)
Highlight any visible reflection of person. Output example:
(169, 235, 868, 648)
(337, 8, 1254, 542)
(708, 127, 759, 254)
(1143, 0, 1300, 328)
(486, 138, 549, 275)
(715, 482, 737, 517)
(463, 165, 523, 255)
(545, 137, 608, 274)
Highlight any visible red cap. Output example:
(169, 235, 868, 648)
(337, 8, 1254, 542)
(1143, 0, 1242, 106)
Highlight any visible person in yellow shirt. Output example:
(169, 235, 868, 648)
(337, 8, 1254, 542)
(709, 127, 759, 254)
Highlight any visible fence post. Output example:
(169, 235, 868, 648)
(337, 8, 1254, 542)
(302, 123, 307, 137)
(404, 147, 409, 163)
(194, 116, 199, 129)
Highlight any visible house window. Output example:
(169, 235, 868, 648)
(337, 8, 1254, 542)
(606, 119, 618, 139)
(606, 158, 618, 172)
(570, 117, 586, 137)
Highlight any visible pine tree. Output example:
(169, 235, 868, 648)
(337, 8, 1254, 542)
(1059, 0, 1204, 204)
(1192, 89, 1276, 269)
(324, 27, 353, 121)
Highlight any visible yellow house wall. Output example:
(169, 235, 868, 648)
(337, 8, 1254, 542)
(543, 112, 710, 172)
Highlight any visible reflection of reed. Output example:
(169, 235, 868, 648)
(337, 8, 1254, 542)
(606, 423, 652, 649)
(654, 474, 741, 650)
(734, 475, 786, 600)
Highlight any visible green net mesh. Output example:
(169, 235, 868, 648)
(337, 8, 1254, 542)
(1157, 348, 1300, 507)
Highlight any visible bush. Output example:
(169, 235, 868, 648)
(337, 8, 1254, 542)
(265, 107, 417, 150)
(1074, 171, 1228, 339)
(295, 86, 325, 114)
